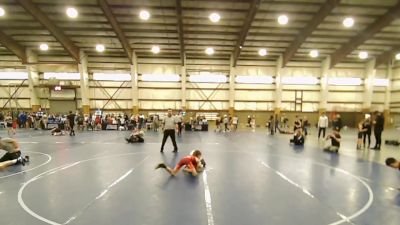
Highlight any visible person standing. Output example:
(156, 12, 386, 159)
(232, 115, 238, 132)
(293, 116, 301, 132)
(268, 115, 274, 135)
(318, 112, 329, 139)
(176, 112, 183, 136)
(274, 114, 279, 134)
(251, 115, 256, 132)
(67, 111, 76, 136)
(160, 109, 178, 153)
(223, 115, 229, 132)
(372, 111, 384, 150)
(362, 118, 372, 148)
(302, 116, 309, 136)
(332, 114, 342, 131)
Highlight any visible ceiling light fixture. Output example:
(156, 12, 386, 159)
(209, 12, 221, 23)
(0, 7, 5, 17)
(396, 53, 400, 60)
(96, 44, 105, 52)
(205, 47, 214, 55)
(277, 15, 289, 25)
(39, 43, 49, 51)
(139, 10, 150, 20)
(151, 45, 160, 54)
(343, 17, 354, 28)
(258, 48, 267, 56)
(66, 7, 78, 18)
(309, 50, 319, 58)
(358, 51, 368, 59)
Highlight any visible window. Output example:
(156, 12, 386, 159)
(373, 78, 389, 87)
(93, 73, 131, 81)
(43, 72, 80, 80)
(0, 72, 28, 80)
(189, 74, 227, 83)
(328, 77, 362, 86)
(281, 77, 319, 85)
(235, 75, 274, 84)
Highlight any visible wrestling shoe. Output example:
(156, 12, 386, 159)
(200, 159, 206, 167)
(155, 163, 167, 170)
(24, 155, 30, 163)
(17, 157, 25, 166)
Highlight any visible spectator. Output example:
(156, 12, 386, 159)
(372, 111, 384, 150)
(318, 112, 329, 139)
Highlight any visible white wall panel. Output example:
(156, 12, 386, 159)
(138, 64, 181, 75)
(371, 92, 385, 103)
(391, 92, 400, 102)
(328, 92, 363, 102)
(90, 88, 131, 99)
(139, 82, 181, 88)
(186, 83, 229, 89)
(187, 101, 228, 110)
(327, 103, 362, 112)
(0, 99, 30, 109)
(234, 90, 275, 101)
(235, 84, 275, 89)
(235, 66, 275, 76)
(0, 87, 30, 98)
(186, 90, 229, 100)
(376, 69, 387, 78)
(282, 91, 295, 101)
(302, 103, 319, 112)
(140, 101, 181, 110)
(329, 86, 364, 91)
(90, 81, 131, 87)
(282, 84, 320, 91)
(280, 102, 295, 111)
(371, 104, 385, 111)
(281, 67, 321, 77)
(303, 92, 320, 102)
(330, 68, 364, 78)
(91, 100, 131, 109)
(234, 102, 274, 111)
(139, 89, 181, 100)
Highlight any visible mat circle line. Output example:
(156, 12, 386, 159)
(0, 151, 52, 179)
(18, 151, 372, 225)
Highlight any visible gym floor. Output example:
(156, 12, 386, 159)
(0, 128, 399, 225)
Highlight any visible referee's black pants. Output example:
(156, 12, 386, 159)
(161, 129, 178, 151)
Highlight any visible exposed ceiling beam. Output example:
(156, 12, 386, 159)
(375, 46, 400, 68)
(0, 30, 27, 63)
(98, 0, 133, 63)
(282, 0, 340, 67)
(16, 0, 80, 62)
(176, 0, 185, 66)
(330, 1, 400, 68)
(232, 0, 261, 67)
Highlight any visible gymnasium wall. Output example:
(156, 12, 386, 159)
(0, 55, 395, 128)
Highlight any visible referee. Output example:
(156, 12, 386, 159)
(160, 109, 178, 153)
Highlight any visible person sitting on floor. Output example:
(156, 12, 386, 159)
(155, 150, 205, 176)
(125, 128, 145, 143)
(51, 127, 65, 136)
(323, 127, 341, 153)
(0, 137, 29, 170)
(385, 157, 400, 170)
(290, 128, 305, 145)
